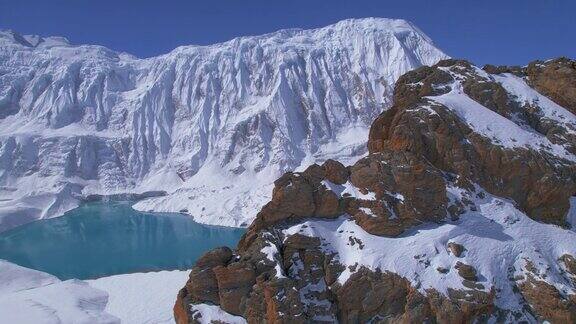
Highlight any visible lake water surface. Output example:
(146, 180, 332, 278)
(0, 201, 245, 279)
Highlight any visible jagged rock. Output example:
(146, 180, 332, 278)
(246, 279, 307, 323)
(526, 57, 576, 114)
(347, 150, 448, 236)
(426, 288, 494, 323)
(560, 254, 576, 276)
(213, 264, 257, 315)
(447, 242, 465, 257)
(175, 247, 235, 323)
(482, 64, 524, 76)
(335, 268, 430, 322)
(196, 247, 234, 269)
(455, 262, 478, 282)
(174, 288, 191, 324)
(271, 173, 317, 219)
(322, 159, 349, 185)
(185, 247, 233, 304)
(518, 275, 576, 323)
(368, 59, 576, 225)
(314, 186, 342, 218)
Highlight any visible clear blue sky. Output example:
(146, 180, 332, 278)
(1, 0, 574, 66)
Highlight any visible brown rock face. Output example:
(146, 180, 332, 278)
(526, 57, 576, 115)
(238, 164, 345, 252)
(346, 150, 448, 236)
(213, 264, 256, 315)
(368, 59, 576, 225)
(183, 247, 233, 305)
(455, 261, 478, 282)
(239, 148, 451, 251)
(174, 288, 191, 324)
(447, 242, 465, 257)
(518, 275, 576, 323)
(322, 159, 349, 185)
(560, 254, 576, 277)
(335, 268, 430, 323)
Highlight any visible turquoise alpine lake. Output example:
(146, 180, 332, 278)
(0, 201, 245, 280)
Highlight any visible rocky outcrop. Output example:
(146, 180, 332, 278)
(447, 242, 465, 257)
(239, 148, 452, 251)
(526, 57, 576, 115)
(175, 58, 576, 323)
(368, 59, 576, 225)
(177, 227, 497, 323)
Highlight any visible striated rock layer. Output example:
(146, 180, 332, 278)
(0, 18, 447, 232)
(175, 58, 576, 323)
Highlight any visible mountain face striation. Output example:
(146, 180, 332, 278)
(0, 18, 447, 231)
(174, 58, 576, 323)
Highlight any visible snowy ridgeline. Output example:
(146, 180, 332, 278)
(0, 18, 448, 231)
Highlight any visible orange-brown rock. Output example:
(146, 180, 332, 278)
(213, 263, 257, 315)
(335, 268, 429, 322)
(322, 159, 349, 184)
(526, 57, 576, 115)
(347, 150, 448, 236)
(426, 288, 495, 323)
(455, 261, 478, 281)
(335, 267, 495, 323)
(560, 254, 576, 276)
(174, 288, 191, 324)
(185, 247, 233, 304)
(368, 59, 576, 225)
(447, 242, 465, 257)
(518, 275, 576, 323)
(314, 186, 342, 218)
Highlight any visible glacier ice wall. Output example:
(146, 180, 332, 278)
(0, 18, 448, 230)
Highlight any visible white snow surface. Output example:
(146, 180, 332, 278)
(0, 260, 118, 324)
(0, 18, 448, 231)
(260, 240, 287, 279)
(189, 304, 247, 324)
(429, 70, 576, 162)
(87, 270, 189, 324)
(283, 188, 576, 314)
(494, 73, 576, 133)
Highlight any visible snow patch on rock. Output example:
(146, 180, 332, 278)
(282, 188, 576, 313)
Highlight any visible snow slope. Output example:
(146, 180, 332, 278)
(0, 260, 118, 324)
(0, 18, 448, 231)
(88, 270, 189, 324)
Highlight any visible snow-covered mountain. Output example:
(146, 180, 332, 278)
(0, 18, 448, 231)
(175, 58, 576, 323)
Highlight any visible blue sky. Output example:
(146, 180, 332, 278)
(1, 0, 574, 66)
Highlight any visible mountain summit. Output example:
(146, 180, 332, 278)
(0, 18, 447, 231)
